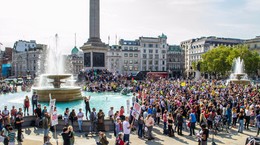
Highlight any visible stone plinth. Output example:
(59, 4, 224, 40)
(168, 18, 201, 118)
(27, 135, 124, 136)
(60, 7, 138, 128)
(81, 44, 108, 69)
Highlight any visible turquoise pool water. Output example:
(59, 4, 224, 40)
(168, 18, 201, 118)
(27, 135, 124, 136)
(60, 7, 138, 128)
(0, 91, 132, 116)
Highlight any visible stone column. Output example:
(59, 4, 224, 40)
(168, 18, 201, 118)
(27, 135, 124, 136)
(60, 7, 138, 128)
(89, 0, 100, 39)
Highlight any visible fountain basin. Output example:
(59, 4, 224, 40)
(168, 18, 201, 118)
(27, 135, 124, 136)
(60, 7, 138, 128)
(228, 79, 251, 85)
(33, 87, 82, 102)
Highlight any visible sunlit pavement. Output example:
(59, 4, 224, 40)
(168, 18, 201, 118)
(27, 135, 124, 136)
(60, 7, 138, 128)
(21, 125, 257, 145)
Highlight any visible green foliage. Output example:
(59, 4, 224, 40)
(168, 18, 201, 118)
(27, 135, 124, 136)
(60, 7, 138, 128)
(200, 45, 260, 76)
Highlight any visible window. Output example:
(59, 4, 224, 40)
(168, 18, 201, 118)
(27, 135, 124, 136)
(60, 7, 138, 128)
(124, 47, 128, 50)
(155, 54, 159, 59)
(149, 44, 153, 48)
(134, 47, 138, 50)
(143, 49, 146, 53)
(162, 67, 165, 71)
(124, 53, 128, 57)
(111, 59, 114, 61)
(134, 60, 138, 64)
(163, 45, 165, 48)
(155, 49, 158, 53)
(112, 52, 114, 55)
(149, 49, 153, 53)
(162, 50, 166, 53)
(156, 44, 158, 48)
(143, 44, 146, 47)
(129, 47, 133, 51)
(162, 61, 165, 65)
(149, 66, 152, 71)
(129, 53, 133, 57)
(155, 66, 158, 71)
(143, 60, 147, 65)
(143, 54, 147, 59)
(129, 66, 133, 71)
(124, 60, 128, 64)
(162, 55, 165, 59)
(134, 66, 138, 71)
(149, 60, 153, 65)
(134, 54, 138, 57)
(149, 54, 153, 59)
(143, 67, 147, 71)
(155, 61, 158, 65)
(129, 60, 133, 64)
(124, 66, 128, 71)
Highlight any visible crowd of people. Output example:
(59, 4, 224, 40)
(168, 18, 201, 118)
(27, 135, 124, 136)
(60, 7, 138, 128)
(0, 70, 260, 145)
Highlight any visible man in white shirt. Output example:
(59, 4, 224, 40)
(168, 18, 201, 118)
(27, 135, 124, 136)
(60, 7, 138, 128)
(108, 107, 114, 120)
(77, 108, 84, 132)
(123, 116, 132, 145)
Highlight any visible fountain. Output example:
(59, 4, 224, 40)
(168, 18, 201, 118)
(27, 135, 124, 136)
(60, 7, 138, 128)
(33, 34, 82, 102)
(227, 57, 250, 85)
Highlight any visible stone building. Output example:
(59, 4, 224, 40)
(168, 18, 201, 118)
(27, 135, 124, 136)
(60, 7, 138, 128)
(139, 34, 167, 72)
(64, 46, 84, 77)
(12, 40, 47, 78)
(245, 36, 260, 54)
(119, 39, 140, 75)
(180, 36, 244, 77)
(167, 45, 185, 78)
(107, 45, 122, 74)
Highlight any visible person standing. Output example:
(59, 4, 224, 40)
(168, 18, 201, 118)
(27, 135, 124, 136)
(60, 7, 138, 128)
(177, 110, 183, 136)
(69, 109, 77, 127)
(64, 108, 70, 126)
(163, 110, 168, 135)
(84, 96, 91, 120)
(15, 113, 24, 142)
(31, 92, 38, 113)
(97, 110, 105, 131)
(61, 127, 71, 145)
(189, 110, 197, 136)
(42, 113, 50, 144)
(90, 108, 97, 133)
(23, 96, 30, 116)
(145, 114, 155, 140)
(1, 124, 10, 145)
(35, 104, 42, 127)
(238, 109, 245, 133)
(123, 116, 132, 145)
(68, 126, 75, 145)
(2, 106, 10, 126)
(77, 108, 84, 133)
(7, 127, 15, 145)
(167, 113, 175, 137)
(137, 115, 144, 138)
(198, 124, 209, 145)
(256, 113, 260, 137)
(108, 107, 114, 120)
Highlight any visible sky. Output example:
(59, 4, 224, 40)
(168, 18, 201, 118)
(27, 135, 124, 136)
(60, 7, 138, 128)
(0, 0, 260, 54)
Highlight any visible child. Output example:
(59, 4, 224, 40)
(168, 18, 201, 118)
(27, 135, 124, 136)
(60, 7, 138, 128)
(8, 127, 16, 145)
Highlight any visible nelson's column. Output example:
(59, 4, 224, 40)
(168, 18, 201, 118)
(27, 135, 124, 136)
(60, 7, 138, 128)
(81, 0, 108, 69)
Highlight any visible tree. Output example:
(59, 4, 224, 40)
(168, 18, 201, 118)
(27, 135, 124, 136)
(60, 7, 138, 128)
(200, 45, 260, 77)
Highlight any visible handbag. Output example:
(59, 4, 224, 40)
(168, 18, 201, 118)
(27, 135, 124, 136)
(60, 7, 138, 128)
(145, 127, 148, 132)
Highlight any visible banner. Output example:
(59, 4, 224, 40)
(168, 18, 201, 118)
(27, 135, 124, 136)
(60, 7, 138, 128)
(49, 94, 58, 126)
(51, 111, 58, 126)
(131, 102, 141, 120)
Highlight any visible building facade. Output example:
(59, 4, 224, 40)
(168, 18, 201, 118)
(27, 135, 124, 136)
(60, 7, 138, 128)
(180, 36, 244, 77)
(107, 45, 122, 74)
(167, 45, 185, 78)
(119, 40, 140, 75)
(246, 36, 260, 54)
(12, 40, 47, 78)
(139, 34, 167, 72)
(64, 46, 84, 77)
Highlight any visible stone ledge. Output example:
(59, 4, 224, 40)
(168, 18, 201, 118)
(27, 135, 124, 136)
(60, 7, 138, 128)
(22, 116, 114, 132)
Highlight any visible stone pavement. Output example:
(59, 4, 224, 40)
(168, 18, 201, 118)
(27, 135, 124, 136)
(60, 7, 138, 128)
(20, 125, 257, 145)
